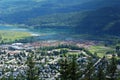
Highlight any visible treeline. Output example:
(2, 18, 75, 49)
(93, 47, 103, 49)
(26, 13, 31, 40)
(39, 44, 97, 58)
(56, 54, 120, 80)
(39, 44, 83, 51)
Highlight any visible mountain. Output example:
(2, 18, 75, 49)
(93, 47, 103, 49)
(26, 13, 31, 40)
(0, 0, 120, 36)
(0, 0, 94, 24)
(0, 0, 119, 24)
(76, 6, 120, 36)
(25, 6, 120, 36)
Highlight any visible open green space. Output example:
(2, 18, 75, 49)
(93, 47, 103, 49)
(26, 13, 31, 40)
(89, 45, 114, 58)
(0, 30, 31, 43)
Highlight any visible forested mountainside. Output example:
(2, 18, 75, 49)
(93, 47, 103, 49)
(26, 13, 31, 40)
(0, 0, 120, 36)
(25, 6, 120, 36)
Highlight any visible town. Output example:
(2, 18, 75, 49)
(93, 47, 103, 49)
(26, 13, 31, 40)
(0, 40, 120, 80)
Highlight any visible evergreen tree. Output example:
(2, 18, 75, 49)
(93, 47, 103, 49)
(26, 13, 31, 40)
(9, 75, 14, 80)
(84, 58, 94, 80)
(58, 54, 82, 80)
(69, 55, 81, 80)
(117, 70, 120, 80)
(1, 76, 6, 80)
(58, 54, 70, 80)
(96, 66, 106, 80)
(107, 54, 117, 80)
(26, 53, 39, 80)
(16, 73, 26, 80)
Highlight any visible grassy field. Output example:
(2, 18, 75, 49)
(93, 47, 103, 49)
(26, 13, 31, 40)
(89, 45, 114, 58)
(0, 30, 31, 43)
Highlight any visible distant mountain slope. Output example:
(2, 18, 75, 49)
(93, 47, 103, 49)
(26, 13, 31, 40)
(25, 11, 87, 27)
(0, 0, 93, 24)
(77, 7, 120, 36)
(25, 6, 120, 36)
(0, 0, 120, 24)
(0, 0, 120, 36)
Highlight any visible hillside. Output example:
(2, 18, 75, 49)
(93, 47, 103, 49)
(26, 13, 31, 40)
(24, 6, 120, 36)
(76, 6, 120, 36)
(0, 0, 120, 24)
(0, 0, 120, 37)
(0, 0, 94, 24)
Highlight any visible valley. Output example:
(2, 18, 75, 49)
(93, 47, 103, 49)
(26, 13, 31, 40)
(0, 0, 120, 80)
(0, 24, 75, 41)
(0, 24, 118, 59)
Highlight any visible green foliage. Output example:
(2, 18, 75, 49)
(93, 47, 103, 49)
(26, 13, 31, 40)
(9, 75, 14, 80)
(107, 54, 117, 80)
(89, 45, 114, 58)
(26, 11, 86, 27)
(1, 76, 6, 80)
(58, 54, 82, 80)
(58, 54, 70, 80)
(26, 53, 39, 80)
(84, 59, 94, 80)
(0, 30, 31, 44)
(69, 55, 82, 80)
(27, 6, 120, 37)
(96, 66, 106, 80)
